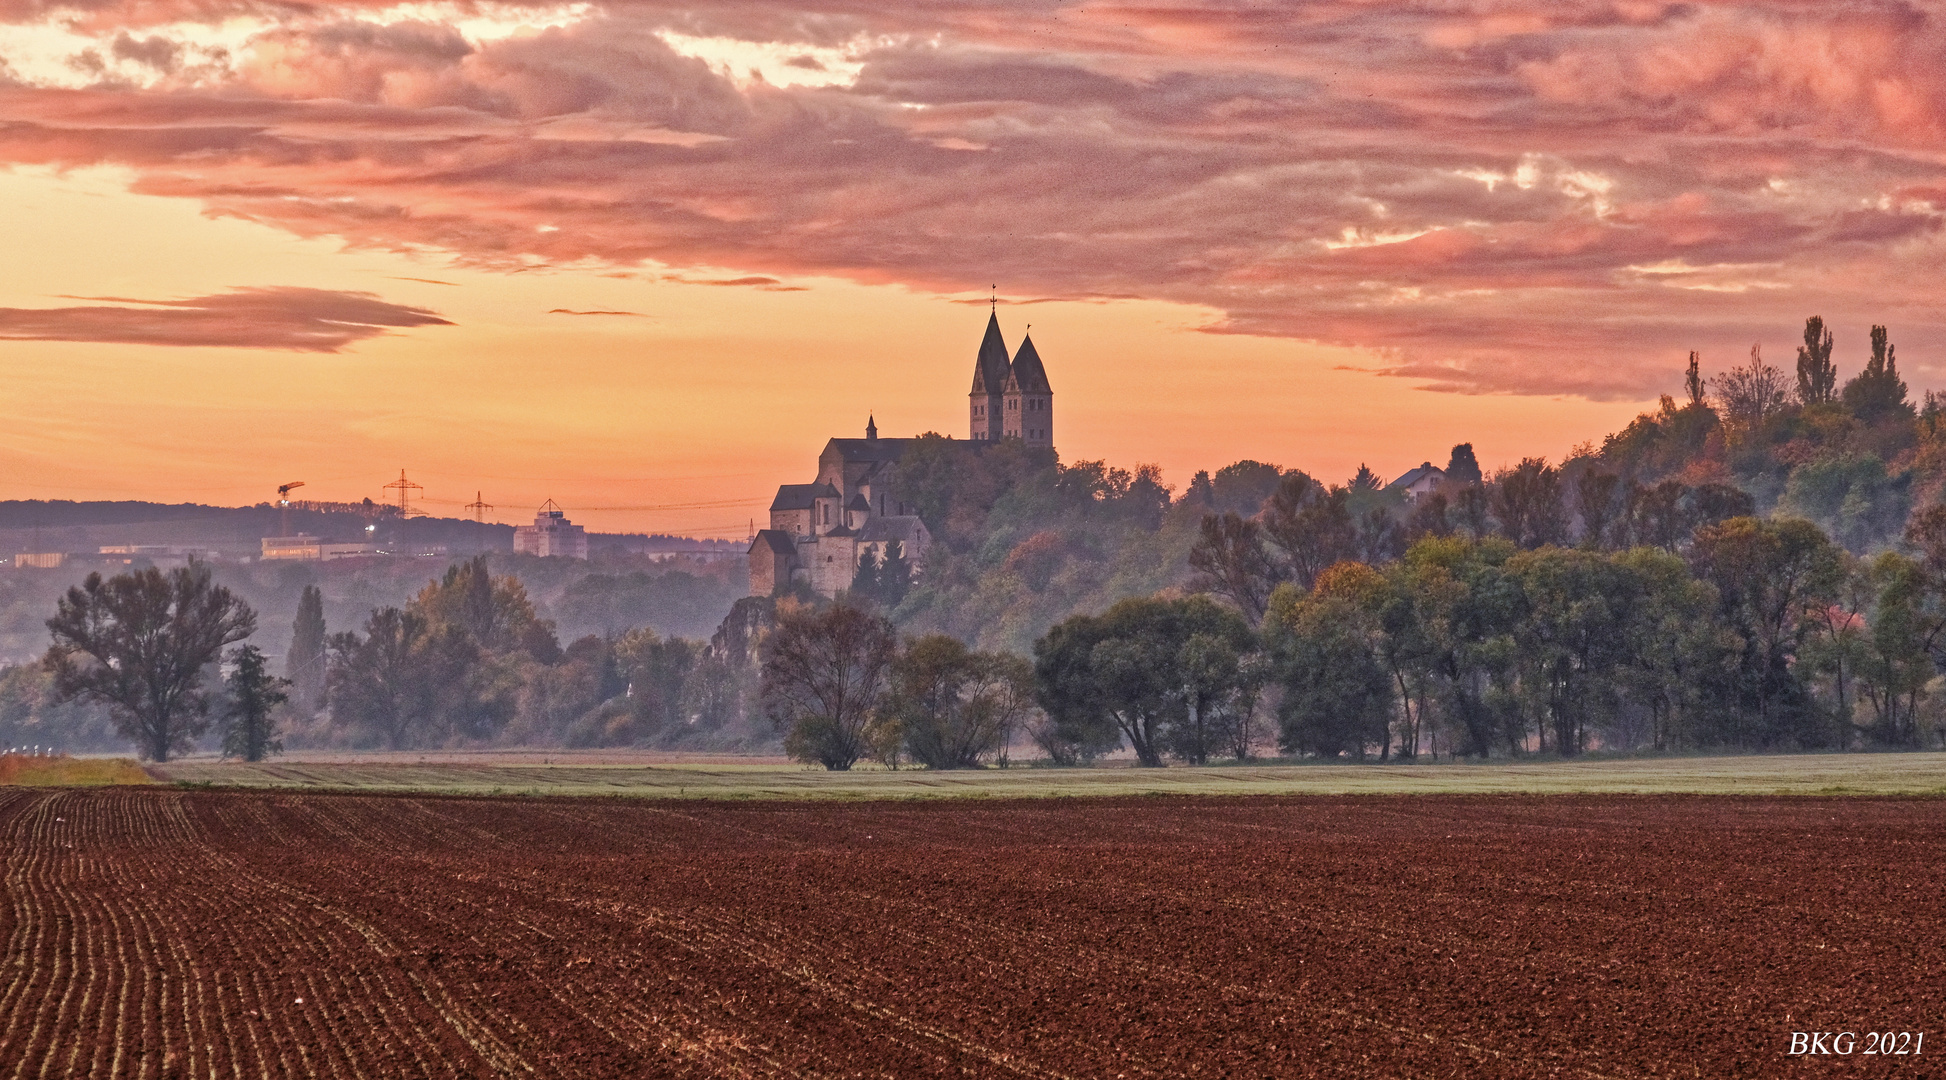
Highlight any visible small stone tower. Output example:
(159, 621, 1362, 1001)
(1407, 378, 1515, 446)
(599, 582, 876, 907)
(968, 310, 1011, 442)
(1002, 331, 1053, 448)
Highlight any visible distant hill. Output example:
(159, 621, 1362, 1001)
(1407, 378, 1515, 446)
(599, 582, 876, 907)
(0, 501, 740, 557)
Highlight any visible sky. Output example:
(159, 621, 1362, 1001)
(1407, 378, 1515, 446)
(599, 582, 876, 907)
(2, 1, 1944, 537)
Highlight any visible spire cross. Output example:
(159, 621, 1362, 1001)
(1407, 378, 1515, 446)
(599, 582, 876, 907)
(990, 284, 996, 311)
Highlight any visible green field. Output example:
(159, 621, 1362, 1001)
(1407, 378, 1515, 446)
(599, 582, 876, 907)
(145, 752, 1946, 800)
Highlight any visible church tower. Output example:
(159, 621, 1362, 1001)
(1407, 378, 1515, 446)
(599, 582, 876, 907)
(1002, 331, 1053, 449)
(968, 310, 1011, 442)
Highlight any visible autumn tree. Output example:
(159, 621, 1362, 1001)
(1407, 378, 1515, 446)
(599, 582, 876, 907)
(761, 601, 897, 770)
(44, 564, 257, 762)
(220, 645, 288, 762)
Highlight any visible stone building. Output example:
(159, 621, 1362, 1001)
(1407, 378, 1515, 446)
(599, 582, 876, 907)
(749, 311, 1053, 597)
(513, 500, 589, 559)
(968, 311, 1053, 448)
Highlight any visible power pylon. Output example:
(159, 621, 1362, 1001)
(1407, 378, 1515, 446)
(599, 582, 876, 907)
(382, 469, 425, 518)
(465, 491, 494, 523)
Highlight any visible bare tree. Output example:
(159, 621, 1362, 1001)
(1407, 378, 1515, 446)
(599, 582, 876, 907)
(1712, 344, 1789, 429)
(44, 565, 257, 762)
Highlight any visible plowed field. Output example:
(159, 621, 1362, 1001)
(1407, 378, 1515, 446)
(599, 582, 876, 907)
(2, 789, 1938, 1078)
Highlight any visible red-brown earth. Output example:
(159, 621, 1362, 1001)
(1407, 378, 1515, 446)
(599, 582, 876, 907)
(1, 788, 1938, 1078)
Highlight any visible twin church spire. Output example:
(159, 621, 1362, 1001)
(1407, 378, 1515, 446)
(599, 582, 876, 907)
(968, 310, 1054, 448)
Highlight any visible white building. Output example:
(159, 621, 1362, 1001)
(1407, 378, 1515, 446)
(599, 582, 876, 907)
(513, 501, 589, 560)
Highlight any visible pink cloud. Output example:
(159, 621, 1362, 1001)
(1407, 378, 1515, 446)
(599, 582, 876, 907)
(0, 1, 1943, 396)
(0, 287, 451, 350)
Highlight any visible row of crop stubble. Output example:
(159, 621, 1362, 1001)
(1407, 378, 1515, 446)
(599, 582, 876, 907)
(2, 788, 1941, 1078)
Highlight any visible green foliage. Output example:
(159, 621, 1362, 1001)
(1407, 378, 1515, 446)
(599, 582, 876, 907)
(220, 644, 288, 762)
(43, 564, 258, 762)
(1796, 316, 1838, 405)
(1778, 453, 1909, 552)
(1033, 595, 1257, 767)
(888, 635, 1037, 769)
(1841, 325, 1912, 425)
(286, 585, 327, 716)
(761, 601, 898, 771)
(326, 607, 488, 749)
(1444, 443, 1483, 488)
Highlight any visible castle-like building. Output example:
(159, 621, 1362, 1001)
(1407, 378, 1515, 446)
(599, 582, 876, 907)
(749, 311, 1054, 596)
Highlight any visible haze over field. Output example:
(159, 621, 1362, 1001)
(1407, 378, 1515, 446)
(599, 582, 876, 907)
(3, 2, 1946, 533)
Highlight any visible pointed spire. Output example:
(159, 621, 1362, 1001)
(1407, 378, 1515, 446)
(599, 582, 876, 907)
(866, 414, 878, 440)
(1009, 331, 1051, 393)
(970, 309, 1011, 394)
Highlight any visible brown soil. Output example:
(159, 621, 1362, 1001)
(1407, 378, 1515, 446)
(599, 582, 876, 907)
(1, 789, 1937, 1078)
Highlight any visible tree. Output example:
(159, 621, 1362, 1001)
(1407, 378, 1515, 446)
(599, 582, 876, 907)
(1712, 344, 1789, 429)
(1575, 471, 1621, 550)
(879, 541, 913, 607)
(1850, 552, 1942, 747)
(1350, 464, 1382, 491)
(616, 628, 698, 736)
(43, 564, 258, 762)
(1260, 474, 1357, 590)
(1689, 517, 1844, 747)
(286, 584, 327, 715)
(1444, 443, 1484, 488)
(1267, 573, 1394, 758)
(1489, 458, 1568, 549)
(1796, 316, 1838, 405)
(1841, 324, 1912, 425)
(327, 607, 480, 750)
(220, 645, 288, 762)
(1451, 483, 1492, 540)
(761, 601, 897, 770)
(1685, 351, 1707, 409)
(851, 547, 882, 600)
(1033, 596, 1253, 767)
(890, 636, 1035, 768)
(1405, 492, 1452, 541)
(1187, 512, 1283, 622)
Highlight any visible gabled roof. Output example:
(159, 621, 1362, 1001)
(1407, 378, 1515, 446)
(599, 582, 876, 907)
(750, 529, 799, 556)
(1388, 463, 1445, 490)
(770, 482, 840, 511)
(1007, 333, 1051, 394)
(847, 494, 872, 512)
(970, 310, 1012, 395)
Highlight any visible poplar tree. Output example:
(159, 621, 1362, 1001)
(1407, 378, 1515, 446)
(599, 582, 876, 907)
(286, 584, 327, 714)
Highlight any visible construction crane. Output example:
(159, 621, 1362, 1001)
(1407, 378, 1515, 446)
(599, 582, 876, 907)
(277, 481, 305, 537)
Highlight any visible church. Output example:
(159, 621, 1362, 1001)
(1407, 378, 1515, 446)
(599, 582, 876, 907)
(748, 311, 1055, 596)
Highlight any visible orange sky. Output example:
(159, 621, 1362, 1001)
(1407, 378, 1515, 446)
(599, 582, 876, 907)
(0, 166, 1647, 537)
(3, 1, 1943, 537)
